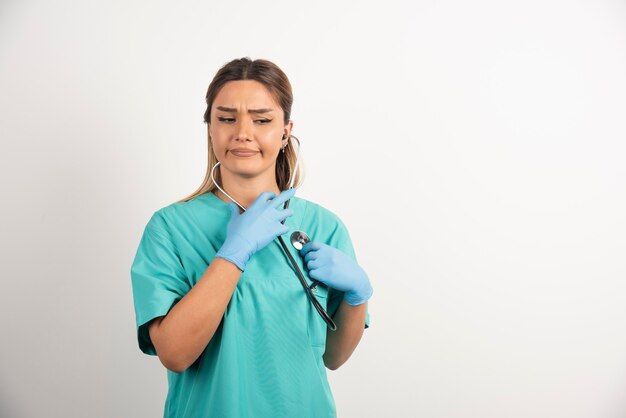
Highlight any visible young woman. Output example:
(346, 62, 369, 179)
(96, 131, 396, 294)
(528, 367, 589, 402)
(131, 57, 373, 417)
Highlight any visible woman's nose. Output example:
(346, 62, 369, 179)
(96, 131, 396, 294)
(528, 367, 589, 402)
(235, 120, 252, 141)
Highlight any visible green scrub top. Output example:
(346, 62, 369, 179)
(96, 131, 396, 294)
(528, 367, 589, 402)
(130, 192, 370, 418)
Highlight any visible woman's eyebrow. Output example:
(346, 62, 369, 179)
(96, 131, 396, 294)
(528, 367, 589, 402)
(216, 106, 274, 114)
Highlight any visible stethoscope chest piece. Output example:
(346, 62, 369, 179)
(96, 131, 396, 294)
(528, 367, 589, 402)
(290, 230, 320, 292)
(290, 230, 311, 251)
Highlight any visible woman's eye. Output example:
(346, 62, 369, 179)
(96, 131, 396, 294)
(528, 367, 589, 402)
(217, 117, 272, 124)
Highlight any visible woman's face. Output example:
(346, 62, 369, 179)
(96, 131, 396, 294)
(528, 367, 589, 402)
(208, 80, 292, 181)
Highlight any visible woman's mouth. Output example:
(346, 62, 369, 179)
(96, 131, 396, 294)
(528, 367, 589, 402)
(230, 149, 260, 157)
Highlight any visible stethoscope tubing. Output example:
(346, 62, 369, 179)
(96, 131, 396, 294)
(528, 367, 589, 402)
(210, 134, 337, 331)
(280, 199, 337, 331)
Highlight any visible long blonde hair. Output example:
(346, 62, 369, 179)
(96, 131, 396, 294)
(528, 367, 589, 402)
(176, 57, 304, 204)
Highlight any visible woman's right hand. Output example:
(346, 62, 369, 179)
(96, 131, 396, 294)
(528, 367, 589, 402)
(215, 188, 296, 271)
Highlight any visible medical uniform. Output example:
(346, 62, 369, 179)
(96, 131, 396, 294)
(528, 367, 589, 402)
(131, 192, 370, 418)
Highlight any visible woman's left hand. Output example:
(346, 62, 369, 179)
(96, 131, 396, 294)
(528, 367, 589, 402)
(300, 241, 373, 306)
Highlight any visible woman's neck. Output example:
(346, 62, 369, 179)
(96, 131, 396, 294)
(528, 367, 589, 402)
(214, 169, 281, 210)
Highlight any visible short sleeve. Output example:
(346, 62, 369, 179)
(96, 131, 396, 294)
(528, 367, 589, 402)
(130, 212, 191, 355)
(324, 216, 371, 329)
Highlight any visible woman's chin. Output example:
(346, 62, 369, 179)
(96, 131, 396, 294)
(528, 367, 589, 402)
(222, 164, 266, 179)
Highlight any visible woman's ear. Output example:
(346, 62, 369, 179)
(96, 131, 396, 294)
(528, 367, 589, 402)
(283, 120, 293, 146)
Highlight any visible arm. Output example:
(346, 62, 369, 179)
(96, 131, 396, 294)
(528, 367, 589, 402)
(147, 189, 296, 373)
(323, 300, 368, 370)
(149, 258, 241, 373)
(299, 241, 373, 370)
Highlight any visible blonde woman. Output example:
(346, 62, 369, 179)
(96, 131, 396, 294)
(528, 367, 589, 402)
(131, 57, 372, 418)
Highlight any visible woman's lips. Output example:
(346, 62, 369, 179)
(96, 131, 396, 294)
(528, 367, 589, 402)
(230, 149, 259, 157)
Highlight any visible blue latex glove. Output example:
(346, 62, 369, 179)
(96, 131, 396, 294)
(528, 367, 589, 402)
(216, 188, 295, 271)
(300, 241, 373, 306)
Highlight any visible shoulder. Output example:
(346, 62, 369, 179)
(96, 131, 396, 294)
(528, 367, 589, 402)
(295, 196, 344, 222)
(294, 196, 350, 237)
(146, 193, 220, 234)
(294, 196, 356, 256)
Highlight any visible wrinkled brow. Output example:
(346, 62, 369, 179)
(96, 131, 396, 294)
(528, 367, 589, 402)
(216, 106, 274, 114)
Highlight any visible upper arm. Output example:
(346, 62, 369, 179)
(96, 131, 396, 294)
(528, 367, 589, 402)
(130, 213, 191, 356)
(148, 315, 182, 371)
(148, 316, 165, 352)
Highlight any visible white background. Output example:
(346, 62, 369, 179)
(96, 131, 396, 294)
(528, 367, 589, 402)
(1, 0, 625, 417)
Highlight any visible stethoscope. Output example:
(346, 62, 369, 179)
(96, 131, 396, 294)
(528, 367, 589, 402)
(210, 135, 337, 331)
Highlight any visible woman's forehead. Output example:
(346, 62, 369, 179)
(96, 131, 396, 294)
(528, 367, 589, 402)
(213, 80, 280, 110)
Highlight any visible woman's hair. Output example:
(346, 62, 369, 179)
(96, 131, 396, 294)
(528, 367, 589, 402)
(176, 57, 303, 203)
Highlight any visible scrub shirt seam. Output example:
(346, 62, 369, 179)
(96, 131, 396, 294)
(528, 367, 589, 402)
(186, 203, 204, 239)
(299, 200, 330, 349)
(187, 193, 227, 238)
(294, 199, 309, 279)
(298, 198, 308, 233)
(144, 225, 189, 280)
(146, 214, 178, 255)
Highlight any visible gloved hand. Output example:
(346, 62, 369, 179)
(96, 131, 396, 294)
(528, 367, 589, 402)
(300, 241, 373, 306)
(216, 188, 296, 271)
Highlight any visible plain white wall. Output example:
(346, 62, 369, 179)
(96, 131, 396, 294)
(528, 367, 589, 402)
(1, 0, 625, 417)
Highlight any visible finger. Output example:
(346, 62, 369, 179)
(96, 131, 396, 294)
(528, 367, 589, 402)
(275, 208, 294, 221)
(316, 265, 332, 278)
(303, 251, 318, 263)
(300, 241, 322, 256)
(269, 187, 296, 209)
(277, 224, 290, 236)
(250, 191, 277, 209)
(306, 259, 321, 270)
(308, 268, 324, 282)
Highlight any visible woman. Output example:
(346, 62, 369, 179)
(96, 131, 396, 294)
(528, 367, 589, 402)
(130, 57, 373, 418)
